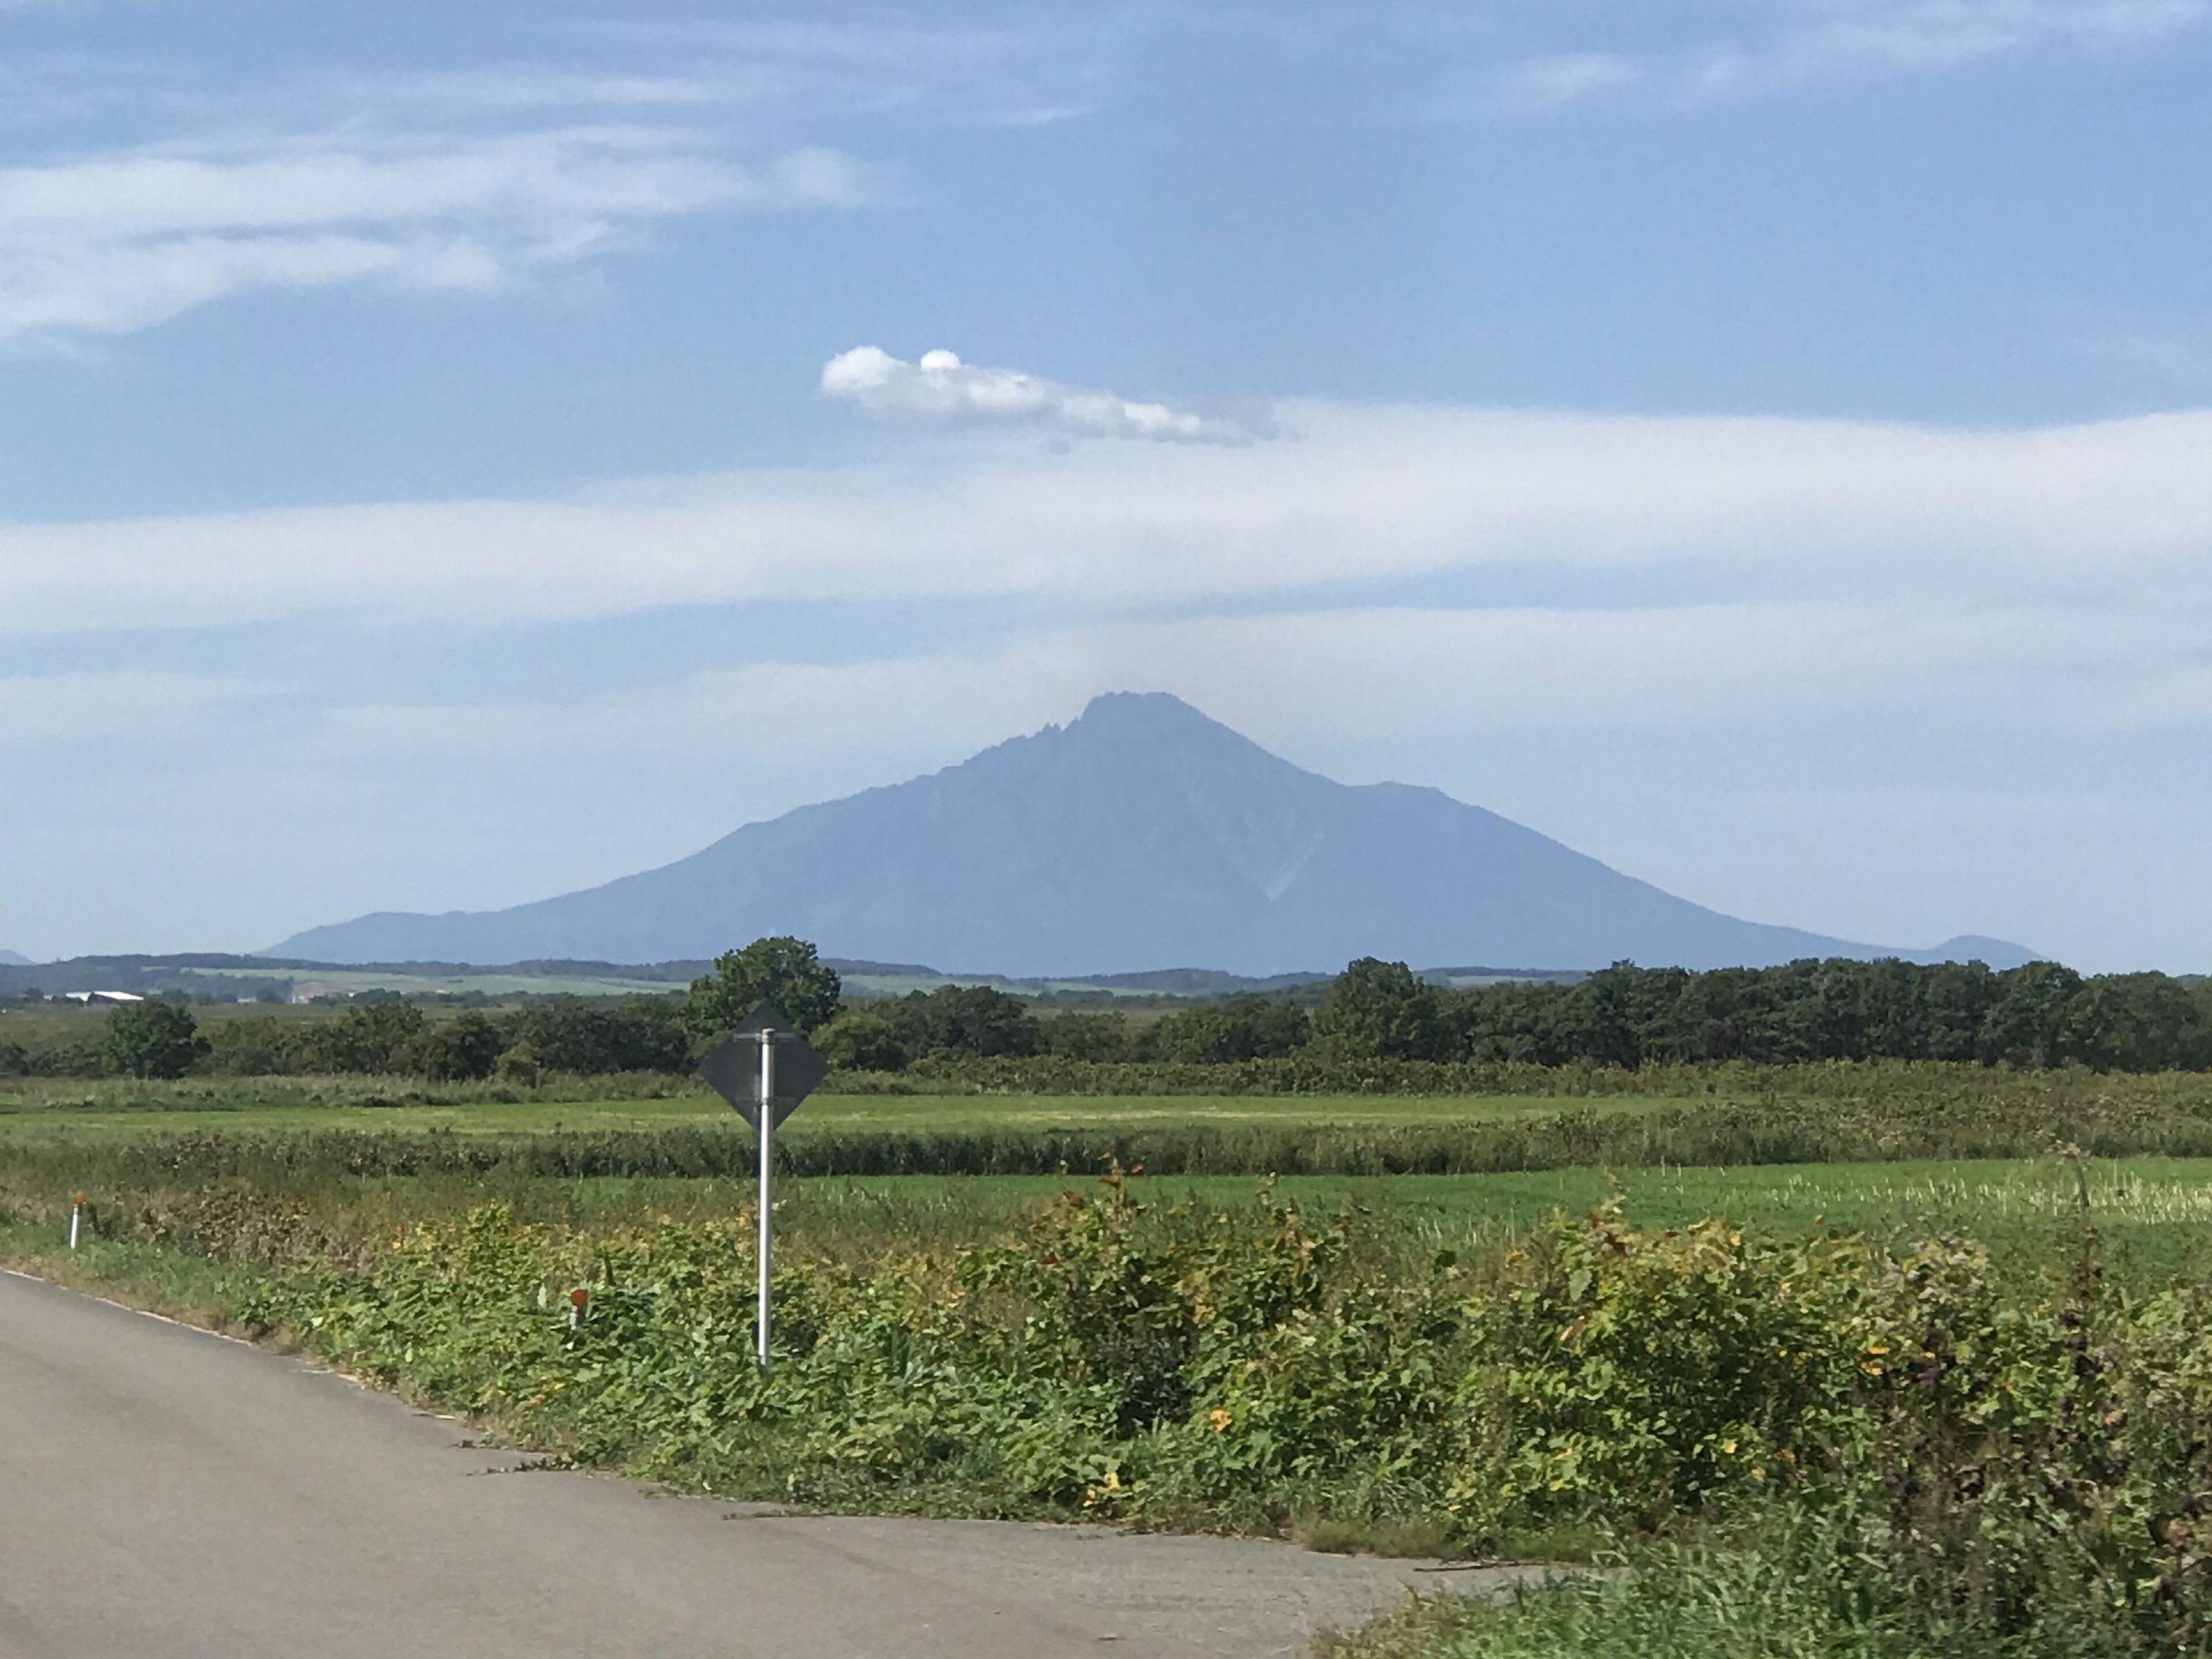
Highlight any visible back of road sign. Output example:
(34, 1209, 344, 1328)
(697, 1002, 829, 1130)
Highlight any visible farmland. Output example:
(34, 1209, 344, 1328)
(10, 1058, 2212, 1657)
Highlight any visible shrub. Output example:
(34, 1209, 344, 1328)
(413, 1013, 505, 1082)
(508, 997, 687, 1075)
(814, 1011, 910, 1073)
(103, 999, 209, 1080)
(881, 985, 1043, 1060)
(1152, 995, 1309, 1062)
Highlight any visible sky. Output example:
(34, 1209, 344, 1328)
(2, 0, 2209, 971)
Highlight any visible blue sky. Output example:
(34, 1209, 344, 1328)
(3, 0, 2209, 969)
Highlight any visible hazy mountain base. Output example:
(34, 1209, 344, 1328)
(270, 693, 2033, 975)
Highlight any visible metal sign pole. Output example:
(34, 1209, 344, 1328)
(699, 1004, 822, 1377)
(756, 1028, 774, 1374)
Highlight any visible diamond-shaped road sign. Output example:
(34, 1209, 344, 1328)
(697, 1002, 829, 1130)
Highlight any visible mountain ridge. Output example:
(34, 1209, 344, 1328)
(270, 693, 2034, 975)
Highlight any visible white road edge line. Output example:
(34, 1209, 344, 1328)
(1, 1264, 494, 1422)
(3, 1264, 263, 1344)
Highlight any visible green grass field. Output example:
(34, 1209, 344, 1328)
(9, 1069, 2212, 1286)
(0, 1080, 1677, 1139)
(438, 1156, 2212, 1281)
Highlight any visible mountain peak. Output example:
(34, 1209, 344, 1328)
(1075, 694, 1203, 725)
(1056, 691, 1292, 774)
(1071, 690, 1228, 734)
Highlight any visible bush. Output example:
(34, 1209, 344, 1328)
(1039, 1011, 1136, 1062)
(103, 999, 209, 1080)
(881, 985, 1043, 1060)
(1151, 995, 1308, 1062)
(507, 997, 687, 1076)
(413, 1013, 505, 1082)
(814, 1011, 910, 1073)
(304, 1002, 428, 1074)
(203, 1015, 310, 1076)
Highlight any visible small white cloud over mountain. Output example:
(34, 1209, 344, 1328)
(821, 346, 1271, 444)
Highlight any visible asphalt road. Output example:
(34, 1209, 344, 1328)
(0, 1271, 1526, 1658)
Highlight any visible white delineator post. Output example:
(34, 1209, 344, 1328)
(69, 1193, 83, 1250)
(756, 1028, 775, 1374)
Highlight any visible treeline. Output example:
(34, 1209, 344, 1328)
(821, 956, 2212, 1076)
(1322, 957, 2212, 1073)
(0, 997, 691, 1083)
(7, 943, 2211, 1082)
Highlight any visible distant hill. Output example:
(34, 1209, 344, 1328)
(270, 693, 2036, 976)
(0, 950, 31, 966)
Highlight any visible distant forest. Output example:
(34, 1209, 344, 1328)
(4, 949, 2209, 1080)
(836, 955, 2212, 1075)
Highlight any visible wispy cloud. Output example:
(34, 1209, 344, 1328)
(0, 127, 865, 341)
(821, 346, 1275, 444)
(1494, 53, 1647, 113)
(0, 670, 272, 744)
(6, 402, 2212, 738)
(1499, 0, 2208, 110)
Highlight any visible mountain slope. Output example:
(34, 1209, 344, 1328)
(271, 693, 2032, 975)
(0, 950, 30, 966)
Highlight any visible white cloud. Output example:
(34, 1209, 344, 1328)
(6, 403, 2212, 637)
(0, 126, 867, 341)
(1499, 0, 2208, 109)
(820, 346, 1273, 444)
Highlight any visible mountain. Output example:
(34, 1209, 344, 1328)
(270, 693, 2035, 976)
(0, 950, 31, 966)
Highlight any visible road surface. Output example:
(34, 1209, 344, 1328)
(0, 1270, 1526, 1658)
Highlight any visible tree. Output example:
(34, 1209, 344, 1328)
(413, 1013, 506, 1081)
(812, 1011, 910, 1072)
(1151, 995, 1308, 1062)
(880, 984, 1042, 1059)
(104, 999, 209, 1080)
(683, 937, 843, 1040)
(1039, 1011, 1138, 1062)
(1307, 959, 1448, 1061)
(309, 1001, 429, 1074)
(509, 997, 688, 1074)
(1978, 962, 2085, 1069)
